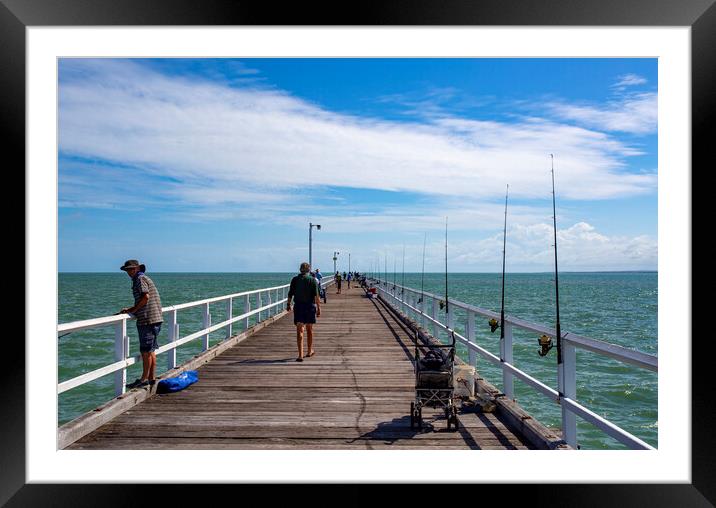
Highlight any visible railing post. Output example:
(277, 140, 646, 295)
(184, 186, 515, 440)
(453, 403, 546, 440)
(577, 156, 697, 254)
(167, 309, 178, 370)
(114, 319, 127, 397)
(559, 342, 578, 448)
(502, 322, 514, 400)
(268, 290, 273, 318)
(432, 298, 439, 339)
(202, 302, 211, 351)
(226, 298, 233, 339)
(447, 303, 454, 333)
(258, 292, 263, 322)
(245, 294, 250, 330)
(420, 292, 426, 329)
(466, 310, 477, 368)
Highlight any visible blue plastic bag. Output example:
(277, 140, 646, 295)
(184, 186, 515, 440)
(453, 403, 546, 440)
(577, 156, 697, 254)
(157, 370, 198, 393)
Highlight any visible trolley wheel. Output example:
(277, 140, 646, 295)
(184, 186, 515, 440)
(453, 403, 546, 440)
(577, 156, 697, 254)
(417, 406, 423, 430)
(450, 405, 458, 430)
(410, 402, 415, 429)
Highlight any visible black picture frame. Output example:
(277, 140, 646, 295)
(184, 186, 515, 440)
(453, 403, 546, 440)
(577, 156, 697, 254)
(6, 0, 708, 505)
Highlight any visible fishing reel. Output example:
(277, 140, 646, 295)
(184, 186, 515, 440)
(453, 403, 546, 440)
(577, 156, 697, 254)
(538, 334, 554, 357)
(439, 300, 445, 310)
(488, 318, 500, 333)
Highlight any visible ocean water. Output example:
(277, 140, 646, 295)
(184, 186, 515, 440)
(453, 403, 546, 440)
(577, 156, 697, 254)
(58, 272, 657, 450)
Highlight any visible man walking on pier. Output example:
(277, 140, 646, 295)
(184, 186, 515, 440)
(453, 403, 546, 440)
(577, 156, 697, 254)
(287, 262, 321, 362)
(118, 259, 163, 388)
(335, 271, 342, 294)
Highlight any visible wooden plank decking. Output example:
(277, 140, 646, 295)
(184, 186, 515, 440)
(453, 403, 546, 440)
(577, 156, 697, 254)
(68, 284, 534, 450)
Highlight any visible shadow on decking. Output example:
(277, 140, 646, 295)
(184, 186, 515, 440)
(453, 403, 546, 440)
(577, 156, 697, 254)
(368, 296, 415, 361)
(348, 415, 483, 450)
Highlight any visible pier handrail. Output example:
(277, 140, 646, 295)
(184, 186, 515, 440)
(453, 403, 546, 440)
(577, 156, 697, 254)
(370, 277, 657, 450)
(58, 277, 335, 400)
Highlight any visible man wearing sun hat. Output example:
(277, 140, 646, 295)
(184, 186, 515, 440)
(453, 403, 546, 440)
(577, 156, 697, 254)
(118, 259, 163, 389)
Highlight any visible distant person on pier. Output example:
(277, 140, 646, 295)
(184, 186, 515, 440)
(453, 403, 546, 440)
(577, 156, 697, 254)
(118, 260, 163, 389)
(287, 262, 321, 362)
(314, 268, 326, 302)
(314, 268, 323, 284)
(346, 271, 352, 289)
(335, 271, 342, 294)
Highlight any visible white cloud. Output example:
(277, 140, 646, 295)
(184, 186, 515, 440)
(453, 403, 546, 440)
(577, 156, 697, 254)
(59, 59, 656, 211)
(434, 221, 657, 271)
(545, 92, 657, 135)
(613, 73, 648, 88)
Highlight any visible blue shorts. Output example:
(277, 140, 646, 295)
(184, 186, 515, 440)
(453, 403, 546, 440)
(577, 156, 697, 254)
(293, 302, 316, 325)
(137, 323, 161, 353)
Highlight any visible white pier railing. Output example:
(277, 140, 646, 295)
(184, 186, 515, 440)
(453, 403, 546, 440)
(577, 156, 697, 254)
(370, 277, 657, 451)
(58, 277, 334, 400)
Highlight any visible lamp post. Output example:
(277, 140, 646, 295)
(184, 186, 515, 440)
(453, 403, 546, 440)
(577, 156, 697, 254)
(333, 251, 340, 274)
(309, 222, 321, 268)
(349, 253, 351, 274)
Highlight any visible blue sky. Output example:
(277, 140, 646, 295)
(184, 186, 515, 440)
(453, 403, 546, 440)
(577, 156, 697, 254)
(58, 58, 657, 273)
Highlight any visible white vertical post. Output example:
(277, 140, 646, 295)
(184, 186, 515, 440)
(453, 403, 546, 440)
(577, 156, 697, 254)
(432, 298, 439, 339)
(420, 293, 426, 329)
(167, 309, 178, 370)
(258, 292, 263, 322)
(268, 290, 273, 318)
(226, 298, 233, 339)
(466, 310, 477, 368)
(447, 303, 454, 332)
(502, 322, 514, 400)
(559, 342, 578, 448)
(202, 303, 211, 351)
(244, 294, 250, 329)
(114, 319, 127, 396)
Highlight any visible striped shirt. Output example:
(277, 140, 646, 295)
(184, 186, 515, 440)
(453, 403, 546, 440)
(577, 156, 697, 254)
(131, 273, 163, 325)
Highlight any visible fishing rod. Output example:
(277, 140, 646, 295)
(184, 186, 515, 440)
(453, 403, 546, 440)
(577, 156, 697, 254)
(418, 233, 427, 304)
(444, 216, 456, 348)
(501, 185, 509, 341)
(440, 217, 449, 319)
(538, 154, 562, 360)
(401, 243, 406, 299)
(551, 155, 563, 365)
(490, 185, 510, 335)
(393, 257, 397, 291)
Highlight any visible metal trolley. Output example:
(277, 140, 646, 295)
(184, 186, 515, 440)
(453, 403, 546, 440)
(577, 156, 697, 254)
(410, 329, 458, 430)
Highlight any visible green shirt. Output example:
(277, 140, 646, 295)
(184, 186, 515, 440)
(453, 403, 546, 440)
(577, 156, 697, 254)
(288, 273, 319, 304)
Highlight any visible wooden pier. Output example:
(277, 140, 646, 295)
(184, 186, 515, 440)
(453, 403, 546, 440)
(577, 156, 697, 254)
(66, 284, 538, 450)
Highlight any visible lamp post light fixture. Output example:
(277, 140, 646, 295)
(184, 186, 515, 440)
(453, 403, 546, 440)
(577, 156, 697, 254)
(333, 251, 340, 274)
(309, 222, 321, 268)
